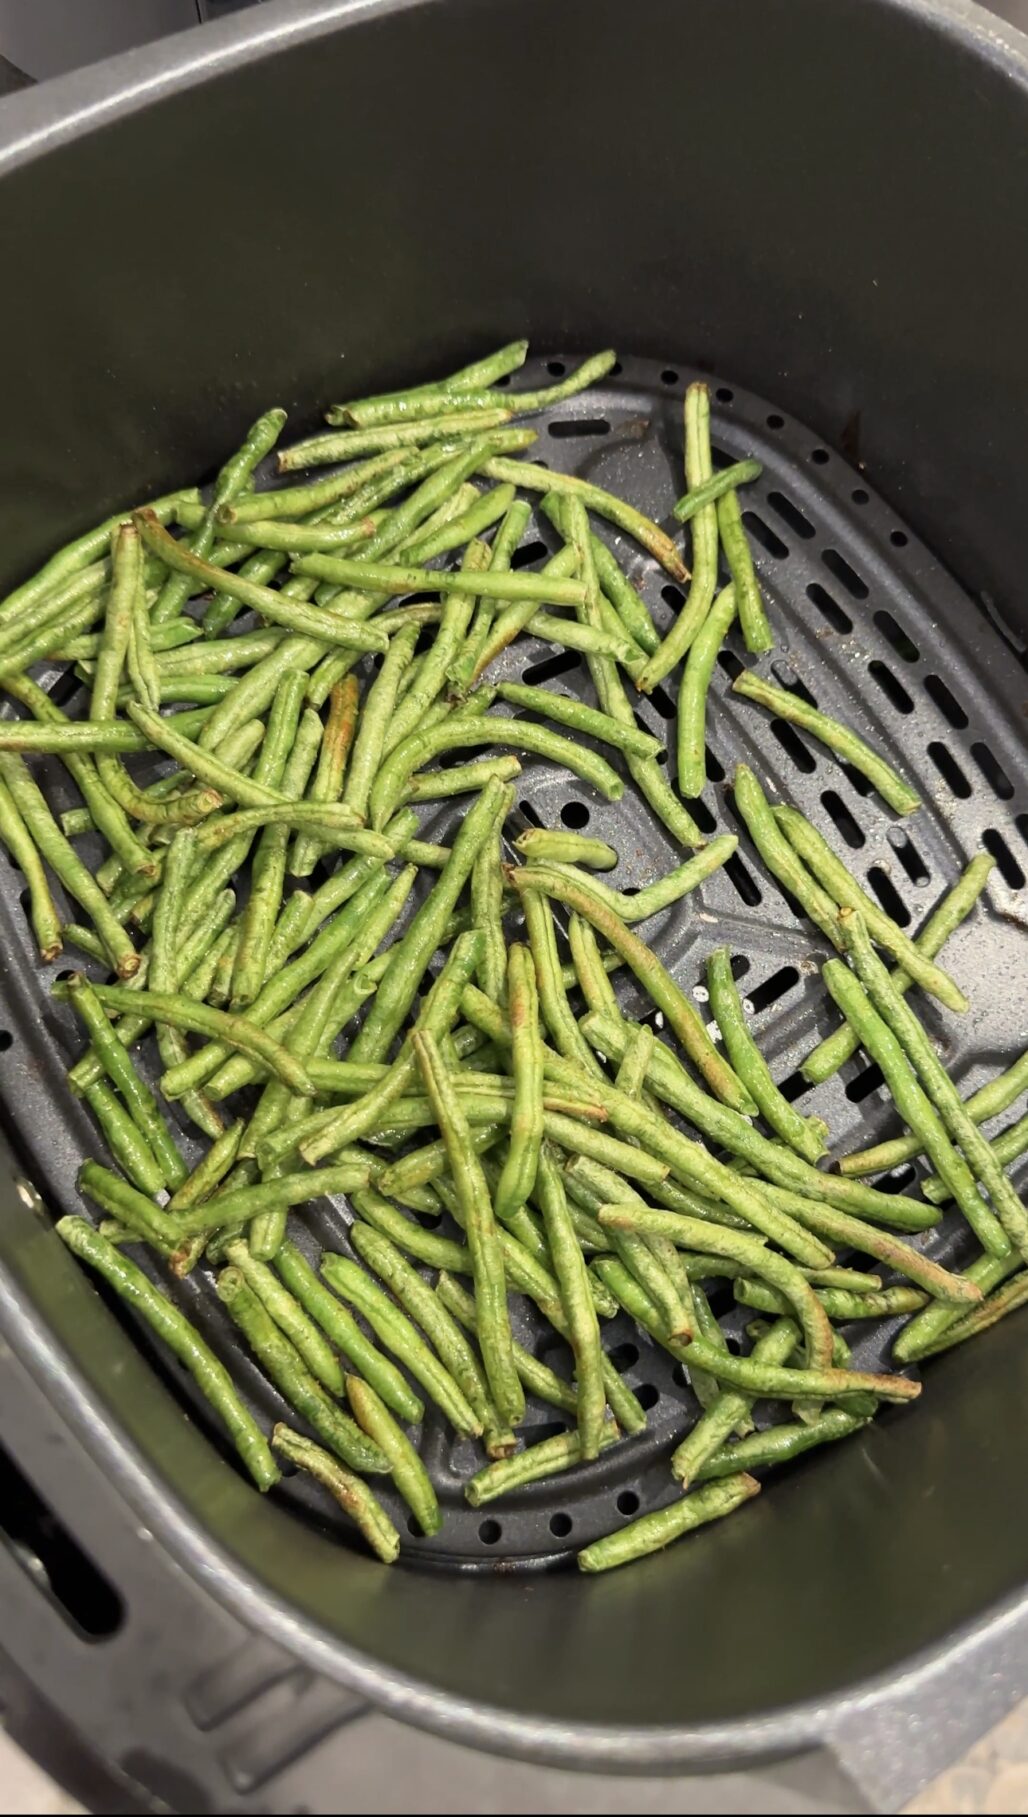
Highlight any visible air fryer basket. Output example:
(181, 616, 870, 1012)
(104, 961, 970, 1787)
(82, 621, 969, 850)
(0, 0, 1026, 1808)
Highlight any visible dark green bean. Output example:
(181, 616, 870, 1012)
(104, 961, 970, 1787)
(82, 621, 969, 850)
(217, 1268, 388, 1473)
(533, 1147, 606, 1457)
(223, 1240, 343, 1394)
(345, 1374, 440, 1534)
(696, 1407, 869, 1482)
(324, 340, 529, 426)
(841, 1049, 1028, 1177)
(58, 1218, 278, 1488)
(320, 1253, 481, 1436)
(670, 1319, 798, 1486)
(676, 582, 737, 794)
(495, 681, 661, 759)
(466, 1421, 621, 1508)
(274, 1241, 423, 1422)
(481, 457, 688, 582)
(707, 947, 827, 1162)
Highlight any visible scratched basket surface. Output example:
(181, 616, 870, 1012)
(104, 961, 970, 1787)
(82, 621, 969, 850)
(1, 352, 1025, 1567)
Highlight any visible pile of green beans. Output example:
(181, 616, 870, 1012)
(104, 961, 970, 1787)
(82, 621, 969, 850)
(2, 341, 1023, 1577)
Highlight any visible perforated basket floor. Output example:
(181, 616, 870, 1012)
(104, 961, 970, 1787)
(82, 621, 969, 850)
(1, 353, 1026, 1568)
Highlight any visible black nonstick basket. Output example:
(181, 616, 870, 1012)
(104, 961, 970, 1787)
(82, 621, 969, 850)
(0, 1, 1026, 1812)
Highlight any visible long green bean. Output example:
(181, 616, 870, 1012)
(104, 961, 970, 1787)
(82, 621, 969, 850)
(638, 386, 718, 689)
(271, 1426, 400, 1561)
(274, 1241, 423, 1421)
(734, 670, 919, 813)
(677, 582, 737, 795)
(578, 1473, 761, 1573)
(706, 947, 827, 1162)
(320, 1253, 482, 1436)
(346, 1374, 440, 1534)
(841, 1049, 1028, 1176)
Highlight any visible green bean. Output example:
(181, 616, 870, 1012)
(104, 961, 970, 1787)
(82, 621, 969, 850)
(291, 549, 584, 611)
(727, 1177, 980, 1304)
(281, 410, 515, 476)
(733, 1278, 927, 1321)
(319, 1252, 480, 1436)
(157, 629, 285, 674)
(67, 979, 311, 1099)
(228, 674, 310, 1006)
(404, 755, 522, 805)
(924, 1112, 1028, 1204)
(543, 837, 739, 925)
(350, 780, 511, 1063)
(675, 581, 736, 793)
(126, 567, 162, 720)
(706, 947, 826, 1162)
(466, 821, 504, 1008)
(697, 1408, 870, 1483)
(533, 1147, 606, 1457)
(520, 886, 606, 1080)
(149, 826, 224, 1140)
(913, 1269, 1028, 1358)
(0, 556, 108, 664)
(63, 973, 186, 1186)
(482, 456, 687, 582)
(637, 386, 718, 689)
(207, 513, 384, 556)
(717, 485, 771, 653)
(842, 1049, 1028, 1177)
(274, 929, 483, 1169)
(734, 671, 919, 813)
(507, 865, 753, 1112)
(169, 1164, 372, 1240)
(217, 1267, 388, 1473)
(350, 1186, 469, 1273)
(270, 1426, 399, 1561)
(598, 1204, 834, 1377)
(151, 408, 286, 623)
(344, 1374, 440, 1534)
(467, 988, 840, 1261)
(136, 512, 389, 651)
(586, 531, 660, 655)
(775, 809, 967, 1017)
(168, 1120, 245, 1218)
(448, 498, 533, 695)
(119, 702, 299, 816)
(57, 617, 201, 663)
(0, 753, 140, 975)
(77, 1162, 182, 1250)
(349, 1224, 500, 1441)
(341, 351, 613, 430)
(82, 1080, 166, 1196)
(0, 487, 196, 625)
(494, 944, 545, 1223)
(578, 1473, 760, 1573)
(566, 914, 621, 1018)
(273, 1242, 423, 1421)
(821, 956, 1007, 1255)
(0, 773, 63, 960)
(839, 911, 1028, 1259)
(324, 341, 529, 426)
(384, 549, 491, 759)
(57, 1219, 278, 1488)
(269, 437, 452, 499)
(411, 1029, 523, 1426)
(340, 629, 418, 825)
(192, 803, 382, 855)
(163, 868, 390, 1094)
(436, 1272, 579, 1415)
(60, 918, 108, 957)
(673, 459, 763, 522)
(804, 854, 995, 1084)
(494, 681, 660, 759)
(0, 708, 215, 756)
(670, 1319, 798, 1486)
(466, 1421, 621, 1508)
(290, 671, 361, 877)
(466, 545, 580, 682)
(513, 828, 616, 871)
(612, 1025, 653, 1102)
(220, 1239, 341, 1393)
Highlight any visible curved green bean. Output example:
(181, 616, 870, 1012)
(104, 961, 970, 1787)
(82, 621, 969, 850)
(346, 1374, 440, 1535)
(495, 681, 660, 759)
(706, 947, 826, 1162)
(481, 456, 688, 583)
(320, 1253, 482, 1437)
(271, 1426, 400, 1561)
(734, 670, 919, 813)
(842, 1048, 1028, 1177)
(578, 1473, 761, 1573)
(541, 836, 737, 924)
(673, 459, 762, 523)
(638, 385, 719, 689)
(677, 582, 737, 795)
(274, 1241, 423, 1422)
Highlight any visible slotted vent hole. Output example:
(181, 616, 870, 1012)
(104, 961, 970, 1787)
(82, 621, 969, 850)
(767, 490, 815, 540)
(648, 683, 675, 721)
(806, 582, 852, 634)
(731, 954, 751, 980)
(548, 418, 611, 440)
(866, 866, 912, 926)
(821, 789, 864, 848)
(868, 661, 914, 713)
(747, 965, 800, 1014)
(923, 674, 968, 728)
(717, 648, 744, 680)
(510, 540, 549, 571)
(845, 1063, 885, 1103)
(928, 742, 972, 798)
(771, 663, 817, 707)
(742, 511, 788, 559)
(888, 829, 930, 885)
(970, 742, 1014, 801)
(661, 584, 684, 611)
(518, 799, 543, 827)
(769, 719, 816, 773)
(822, 549, 868, 599)
(874, 611, 920, 662)
(705, 745, 725, 783)
(982, 829, 1025, 889)
(521, 649, 580, 685)
(778, 1069, 815, 1104)
(722, 854, 763, 907)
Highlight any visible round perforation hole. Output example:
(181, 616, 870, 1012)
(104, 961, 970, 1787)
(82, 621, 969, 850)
(549, 1512, 573, 1538)
(560, 801, 590, 829)
(715, 386, 734, 403)
(616, 1491, 640, 1517)
(766, 413, 784, 429)
(478, 1519, 502, 1545)
(0, 1031, 12, 1053)
(661, 368, 679, 385)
